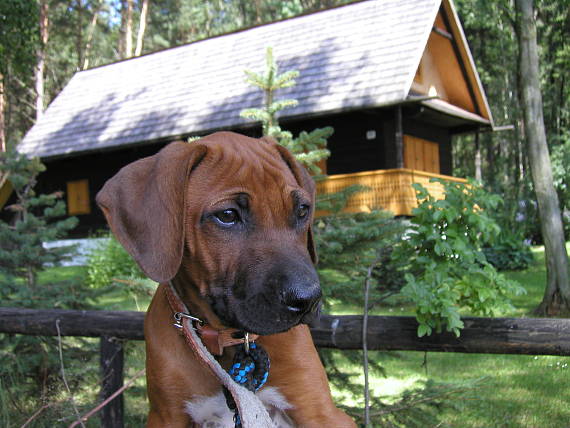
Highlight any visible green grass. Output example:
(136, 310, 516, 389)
(357, 349, 570, 427)
(325, 243, 570, 427)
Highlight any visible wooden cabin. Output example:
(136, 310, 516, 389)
(9, 0, 493, 237)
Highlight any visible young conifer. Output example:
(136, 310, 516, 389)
(0, 151, 77, 295)
(240, 47, 330, 174)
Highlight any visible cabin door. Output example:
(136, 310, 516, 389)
(403, 135, 440, 174)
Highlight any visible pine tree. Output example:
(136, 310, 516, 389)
(240, 48, 368, 214)
(0, 152, 97, 419)
(0, 150, 77, 297)
(240, 47, 331, 174)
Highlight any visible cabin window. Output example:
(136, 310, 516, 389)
(403, 136, 440, 174)
(67, 179, 91, 215)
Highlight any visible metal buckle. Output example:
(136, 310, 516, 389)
(173, 312, 204, 329)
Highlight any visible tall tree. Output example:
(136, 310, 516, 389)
(36, 0, 49, 121)
(515, 0, 570, 315)
(0, 0, 37, 150)
(82, 1, 102, 70)
(0, 70, 5, 152)
(134, 0, 150, 56)
(119, 0, 134, 59)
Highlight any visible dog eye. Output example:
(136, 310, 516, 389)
(297, 204, 310, 219)
(214, 209, 239, 225)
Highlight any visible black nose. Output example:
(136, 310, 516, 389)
(281, 283, 322, 316)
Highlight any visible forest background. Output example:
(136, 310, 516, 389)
(1, 0, 569, 237)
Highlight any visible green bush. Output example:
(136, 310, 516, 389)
(314, 211, 407, 309)
(392, 179, 525, 337)
(482, 232, 534, 271)
(86, 234, 144, 288)
(479, 195, 535, 271)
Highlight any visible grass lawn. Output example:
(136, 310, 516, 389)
(4, 244, 569, 427)
(327, 243, 570, 427)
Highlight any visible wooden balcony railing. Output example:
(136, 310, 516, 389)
(316, 168, 467, 216)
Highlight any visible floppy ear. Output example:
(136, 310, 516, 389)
(96, 141, 207, 283)
(271, 141, 318, 265)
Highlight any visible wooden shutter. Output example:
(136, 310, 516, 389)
(67, 179, 91, 215)
(403, 136, 440, 174)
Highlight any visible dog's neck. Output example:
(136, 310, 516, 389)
(167, 273, 259, 357)
(170, 269, 226, 330)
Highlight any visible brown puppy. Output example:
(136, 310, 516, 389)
(96, 132, 355, 427)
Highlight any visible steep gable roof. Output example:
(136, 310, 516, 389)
(18, 0, 489, 159)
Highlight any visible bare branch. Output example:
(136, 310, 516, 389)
(362, 255, 383, 427)
(55, 320, 86, 428)
(68, 368, 145, 427)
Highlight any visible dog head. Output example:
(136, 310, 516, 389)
(96, 132, 321, 335)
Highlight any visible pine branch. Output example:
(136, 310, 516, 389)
(272, 70, 299, 89)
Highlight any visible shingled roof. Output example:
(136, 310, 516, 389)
(19, 0, 488, 159)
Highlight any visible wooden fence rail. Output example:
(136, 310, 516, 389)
(2, 307, 570, 427)
(2, 307, 570, 355)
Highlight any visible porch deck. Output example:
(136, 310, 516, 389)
(316, 168, 467, 216)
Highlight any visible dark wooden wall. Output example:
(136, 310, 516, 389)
(285, 110, 389, 175)
(32, 107, 457, 237)
(38, 143, 170, 237)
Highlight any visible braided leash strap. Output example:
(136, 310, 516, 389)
(225, 342, 270, 427)
(166, 283, 274, 427)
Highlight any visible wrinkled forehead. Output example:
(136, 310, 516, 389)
(187, 139, 306, 207)
(208, 141, 296, 185)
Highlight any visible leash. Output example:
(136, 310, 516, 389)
(225, 341, 270, 427)
(165, 282, 273, 427)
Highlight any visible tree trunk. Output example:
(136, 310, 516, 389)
(76, 0, 84, 69)
(134, 0, 149, 57)
(82, 2, 101, 70)
(118, 0, 134, 59)
(36, 0, 49, 121)
(485, 133, 496, 188)
(125, 0, 134, 58)
(0, 73, 5, 152)
(474, 132, 482, 182)
(515, 0, 570, 315)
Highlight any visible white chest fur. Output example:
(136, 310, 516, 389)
(185, 387, 295, 428)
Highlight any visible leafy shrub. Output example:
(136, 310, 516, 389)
(314, 211, 408, 309)
(479, 196, 535, 271)
(86, 233, 144, 288)
(392, 179, 525, 337)
(482, 232, 533, 271)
